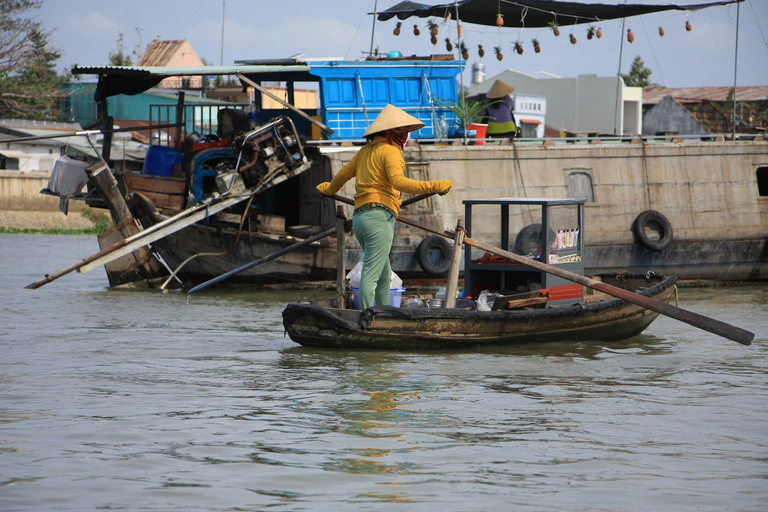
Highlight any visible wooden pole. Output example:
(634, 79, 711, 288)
(444, 218, 465, 309)
(85, 161, 164, 283)
(175, 91, 185, 145)
(326, 194, 754, 345)
(25, 239, 129, 289)
(335, 206, 347, 308)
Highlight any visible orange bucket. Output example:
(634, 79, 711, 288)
(468, 123, 487, 145)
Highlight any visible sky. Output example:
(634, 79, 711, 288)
(38, 0, 768, 89)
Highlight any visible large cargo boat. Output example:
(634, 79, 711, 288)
(58, 52, 767, 288)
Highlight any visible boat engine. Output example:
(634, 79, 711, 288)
(231, 116, 310, 190)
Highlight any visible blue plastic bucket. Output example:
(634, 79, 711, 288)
(143, 145, 183, 176)
(351, 286, 406, 310)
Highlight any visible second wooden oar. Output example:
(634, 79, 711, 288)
(327, 194, 754, 345)
(187, 227, 336, 295)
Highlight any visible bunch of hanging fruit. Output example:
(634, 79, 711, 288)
(389, 15, 695, 60)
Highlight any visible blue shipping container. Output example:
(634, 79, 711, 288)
(310, 59, 463, 140)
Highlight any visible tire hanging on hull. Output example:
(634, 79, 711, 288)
(416, 235, 453, 275)
(633, 210, 673, 251)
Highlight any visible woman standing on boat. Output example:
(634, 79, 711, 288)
(483, 79, 518, 138)
(317, 104, 452, 310)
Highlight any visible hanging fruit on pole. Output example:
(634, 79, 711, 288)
(627, 29, 634, 43)
(496, 13, 504, 27)
(587, 25, 596, 40)
(549, 21, 560, 37)
(413, 24, 420, 36)
(494, 46, 504, 61)
(596, 27, 603, 38)
(532, 38, 541, 53)
(569, 33, 577, 45)
(659, 26, 665, 37)
(460, 41, 469, 60)
(428, 20, 439, 37)
(514, 40, 524, 55)
(445, 37, 453, 52)
(686, 20, 692, 31)
(478, 44, 485, 58)
(393, 22, 401, 36)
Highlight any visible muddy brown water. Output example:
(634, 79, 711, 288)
(2, 234, 766, 511)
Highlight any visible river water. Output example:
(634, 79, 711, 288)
(1, 234, 766, 511)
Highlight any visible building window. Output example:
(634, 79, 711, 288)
(758, 167, 768, 196)
(568, 171, 594, 201)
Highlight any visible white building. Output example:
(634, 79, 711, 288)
(467, 69, 642, 136)
(513, 94, 547, 138)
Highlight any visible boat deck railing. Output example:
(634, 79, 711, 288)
(305, 132, 766, 148)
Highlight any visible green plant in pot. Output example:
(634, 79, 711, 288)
(434, 95, 499, 136)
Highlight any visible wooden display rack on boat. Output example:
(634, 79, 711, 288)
(282, 195, 754, 349)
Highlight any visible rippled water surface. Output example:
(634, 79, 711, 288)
(2, 234, 767, 511)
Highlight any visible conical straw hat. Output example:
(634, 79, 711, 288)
(363, 104, 425, 137)
(486, 79, 515, 99)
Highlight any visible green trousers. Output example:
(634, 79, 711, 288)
(352, 206, 396, 310)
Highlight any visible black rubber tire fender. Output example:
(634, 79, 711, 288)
(416, 235, 453, 276)
(633, 210, 673, 251)
(514, 223, 555, 256)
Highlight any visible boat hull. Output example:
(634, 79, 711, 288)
(283, 275, 678, 349)
(152, 223, 337, 285)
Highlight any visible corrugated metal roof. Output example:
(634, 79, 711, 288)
(72, 64, 312, 76)
(643, 85, 768, 104)
(136, 40, 186, 67)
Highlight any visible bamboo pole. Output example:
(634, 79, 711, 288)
(443, 217, 465, 309)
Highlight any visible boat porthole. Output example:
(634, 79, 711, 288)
(633, 210, 673, 251)
(416, 235, 453, 275)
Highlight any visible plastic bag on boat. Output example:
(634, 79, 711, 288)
(346, 261, 402, 289)
(476, 290, 501, 311)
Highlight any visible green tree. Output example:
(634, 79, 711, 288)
(108, 30, 133, 66)
(621, 55, 652, 87)
(0, 0, 66, 120)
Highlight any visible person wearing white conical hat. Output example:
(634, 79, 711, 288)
(483, 79, 518, 138)
(317, 104, 452, 310)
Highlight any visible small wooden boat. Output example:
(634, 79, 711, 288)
(282, 273, 678, 349)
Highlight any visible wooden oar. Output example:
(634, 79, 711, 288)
(400, 192, 437, 207)
(187, 227, 336, 295)
(327, 194, 754, 345)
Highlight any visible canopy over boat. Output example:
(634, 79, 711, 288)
(377, 0, 743, 28)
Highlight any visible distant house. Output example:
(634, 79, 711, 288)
(642, 85, 768, 135)
(136, 39, 205, 89)
(467, 69, 642, 136)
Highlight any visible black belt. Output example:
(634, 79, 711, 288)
(353, 202, 396, 217)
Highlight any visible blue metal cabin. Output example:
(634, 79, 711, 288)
(307, 59, 462, 140)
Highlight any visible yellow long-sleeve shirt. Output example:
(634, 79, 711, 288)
(316, 136, 452, 216)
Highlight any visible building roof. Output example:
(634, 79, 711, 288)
(643, 85, 768, 105)
(136, 40, 188, 67)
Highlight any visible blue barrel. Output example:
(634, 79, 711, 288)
(143, 145, 183, 176)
